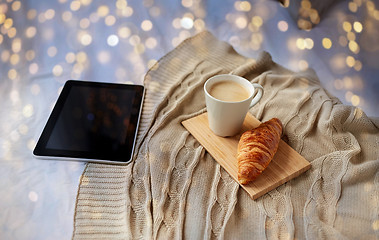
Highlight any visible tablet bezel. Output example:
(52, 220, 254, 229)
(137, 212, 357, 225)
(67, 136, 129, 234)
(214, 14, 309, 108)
(33, 80, 145, 165)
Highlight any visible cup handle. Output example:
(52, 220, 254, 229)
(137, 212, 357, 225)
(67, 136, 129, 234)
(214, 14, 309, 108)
(249, 83, 264, 108)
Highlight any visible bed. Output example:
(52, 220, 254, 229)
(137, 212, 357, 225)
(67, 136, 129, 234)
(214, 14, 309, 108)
(1, 0, 378, 239)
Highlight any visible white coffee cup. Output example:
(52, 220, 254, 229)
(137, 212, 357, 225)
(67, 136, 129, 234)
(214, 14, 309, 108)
(204, 74, 263, 137)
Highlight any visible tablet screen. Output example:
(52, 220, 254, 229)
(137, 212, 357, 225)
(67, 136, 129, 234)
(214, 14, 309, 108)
(33, 80, 144, 164)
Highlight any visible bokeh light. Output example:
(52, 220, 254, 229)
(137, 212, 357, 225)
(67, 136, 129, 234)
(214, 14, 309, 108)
(141, 20, 153, 31)
(0, 0, 376, 128)
(76, 51, 87, 63)
(47, 46, 57, 57)
(353, 21, 363, 33)
(118, 26, 131, 38)
(97, 50, 110, 64)
(45, 9, 55, 20)
(11, 1, 21, 12)
(8, 69, 17, 80)
(28, 191, 38, 202)
(181, 17, 194, 29)
(78, 32, 93, 46)
(235, 1, 251, 12)
(349, 41, 359, 53)
(52, 64, 63, 76)
(277, 20, 288, 32)
(343, 21, 352, 32)
(0, 2, 378, 238)
(79, 18, 90, 29)
(22, 104, 34, 118)
(25, 50, 35, 61)
(29, 63, 39, 74)
(70, 1, 81, 11)
(97, 5, 109, 17)
(322, 38, 332, 49)
(145, 37, 157, 49)
(182, 0, 193, 8)
(31, 84, 40, 95)
(65, 52, 76, 63)
(62, 11, 72, 22)
(25, 26, 37, 38)
(107, 34, 119, 46)
(27, 9, 37, 20)
(105, 15, 116, 26)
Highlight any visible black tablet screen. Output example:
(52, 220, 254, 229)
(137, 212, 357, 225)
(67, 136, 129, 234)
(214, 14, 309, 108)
(34, 80, 144, 163)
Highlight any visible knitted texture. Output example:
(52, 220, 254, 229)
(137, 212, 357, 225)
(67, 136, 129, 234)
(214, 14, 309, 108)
(72, 31, 379, 239)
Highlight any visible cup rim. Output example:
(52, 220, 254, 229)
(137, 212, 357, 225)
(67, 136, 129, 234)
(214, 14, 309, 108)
(204, 74, 254, 104)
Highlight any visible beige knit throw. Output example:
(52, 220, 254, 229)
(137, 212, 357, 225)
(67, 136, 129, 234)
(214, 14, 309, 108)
(72, 31, 379, 239)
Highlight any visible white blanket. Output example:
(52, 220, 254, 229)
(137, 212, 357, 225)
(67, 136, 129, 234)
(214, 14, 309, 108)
(73, 32, 379, 239)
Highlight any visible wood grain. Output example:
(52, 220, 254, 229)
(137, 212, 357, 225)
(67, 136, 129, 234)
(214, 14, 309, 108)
(182, 112, 311, 200)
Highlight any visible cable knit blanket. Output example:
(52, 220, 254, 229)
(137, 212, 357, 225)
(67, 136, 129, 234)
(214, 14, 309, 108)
(72, 31, 379, 239)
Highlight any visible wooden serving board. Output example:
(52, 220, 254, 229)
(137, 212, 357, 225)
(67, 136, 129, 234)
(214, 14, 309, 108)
(182, 112, 311, 200)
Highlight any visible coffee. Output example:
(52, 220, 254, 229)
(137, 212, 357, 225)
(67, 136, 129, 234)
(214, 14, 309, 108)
(204, 74, 264, 136)
(209, 81, 250, 102)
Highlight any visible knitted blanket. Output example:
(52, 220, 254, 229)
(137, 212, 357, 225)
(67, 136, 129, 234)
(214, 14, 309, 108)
(72, 31, 379, 239)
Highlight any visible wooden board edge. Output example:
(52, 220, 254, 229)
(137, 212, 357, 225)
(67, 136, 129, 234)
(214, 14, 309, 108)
(181, 118, 191, 128)
(249, 162, 311, 200)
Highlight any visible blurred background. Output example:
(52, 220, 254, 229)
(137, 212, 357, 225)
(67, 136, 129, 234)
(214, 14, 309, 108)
(0, 0, 378, 116)
(0, 0, 378, 239)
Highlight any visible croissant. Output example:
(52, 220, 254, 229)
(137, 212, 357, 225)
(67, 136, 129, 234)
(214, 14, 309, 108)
(237, 118, 283, 184)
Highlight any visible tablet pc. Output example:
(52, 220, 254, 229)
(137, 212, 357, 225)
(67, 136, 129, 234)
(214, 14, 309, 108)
(33, 80, 144, 164)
